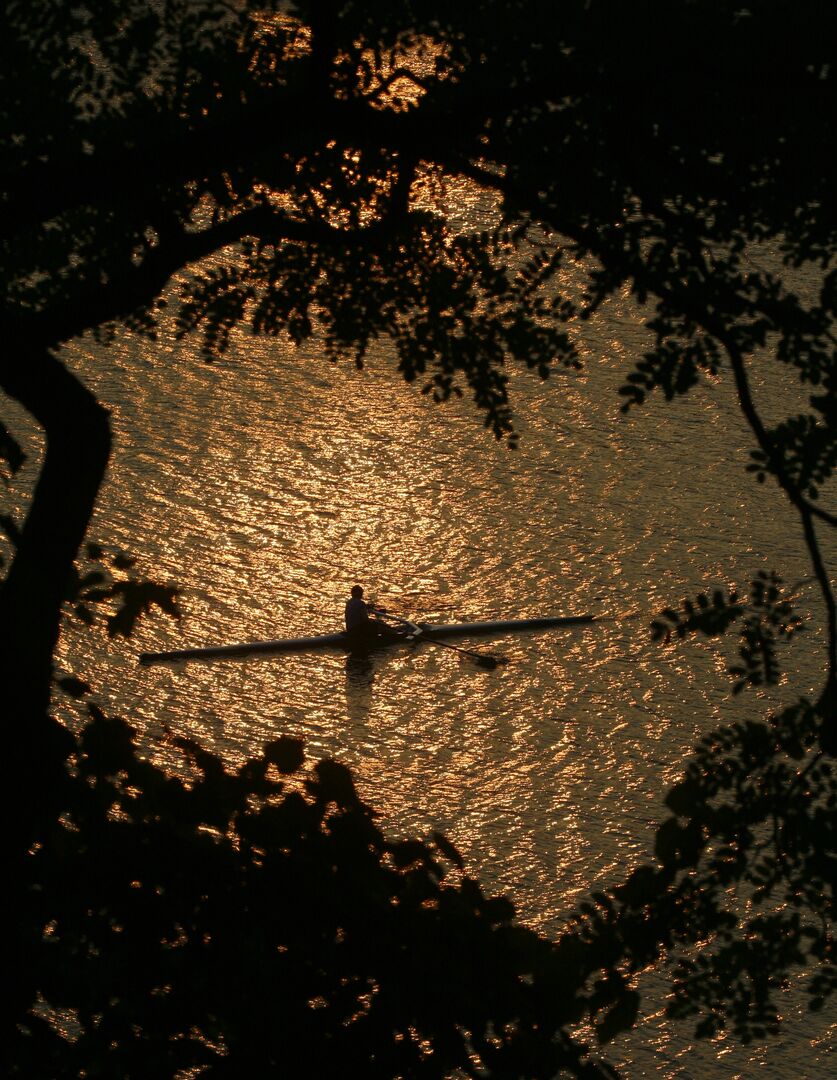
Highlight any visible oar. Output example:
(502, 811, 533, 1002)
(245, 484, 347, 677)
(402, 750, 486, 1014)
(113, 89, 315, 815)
(372, 610, 506, 671)
(421, 635, 506, 670)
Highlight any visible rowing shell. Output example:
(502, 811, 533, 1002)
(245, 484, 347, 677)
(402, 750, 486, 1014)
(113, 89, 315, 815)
(138, 614, 595, 665)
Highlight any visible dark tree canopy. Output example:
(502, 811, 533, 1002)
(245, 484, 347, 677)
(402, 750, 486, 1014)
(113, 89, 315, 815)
(2, 1, 836, 1076)
(15, 714, 624, 1078)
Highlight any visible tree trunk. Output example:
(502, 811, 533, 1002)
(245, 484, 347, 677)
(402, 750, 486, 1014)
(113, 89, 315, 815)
(0, 343, 111, 848)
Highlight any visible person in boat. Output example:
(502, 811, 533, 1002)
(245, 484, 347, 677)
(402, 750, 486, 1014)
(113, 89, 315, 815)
(344, 585, 401, 646)
(345, 584, 371, 633)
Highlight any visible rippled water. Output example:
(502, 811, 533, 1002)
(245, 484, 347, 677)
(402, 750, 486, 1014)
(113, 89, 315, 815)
(7, 244, 834, 1074)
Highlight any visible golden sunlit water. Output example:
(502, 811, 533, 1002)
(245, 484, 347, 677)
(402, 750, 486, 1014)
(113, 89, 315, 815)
(7, 232, 835, 1074)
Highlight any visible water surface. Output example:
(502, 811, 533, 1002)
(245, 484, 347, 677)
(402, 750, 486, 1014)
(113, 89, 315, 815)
(8, 247, 834, 1076)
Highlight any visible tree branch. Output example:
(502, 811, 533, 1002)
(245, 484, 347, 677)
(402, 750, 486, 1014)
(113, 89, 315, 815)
(455, 159, 837, 735)
(7, 201, 414, 351)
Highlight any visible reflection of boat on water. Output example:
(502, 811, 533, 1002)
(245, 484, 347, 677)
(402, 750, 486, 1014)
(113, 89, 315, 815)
(138, 614, 595, 665)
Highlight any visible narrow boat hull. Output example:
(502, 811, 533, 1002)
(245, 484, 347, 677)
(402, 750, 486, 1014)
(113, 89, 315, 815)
(421, 615, 594, 638)
(139, 631, 351, 663)
(138, 614, 595, 664)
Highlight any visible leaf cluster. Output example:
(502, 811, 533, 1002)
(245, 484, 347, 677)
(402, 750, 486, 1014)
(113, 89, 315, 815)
(177, 221, 579, 442)
(64, 541, 180, 640)
(658, 699, 834, 1040)
(652, 573, 803, 695)
(565, 697, 835, 1046)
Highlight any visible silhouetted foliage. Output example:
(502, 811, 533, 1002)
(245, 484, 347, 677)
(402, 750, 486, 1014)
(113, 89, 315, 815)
(587, 697, 836, 1044)
(12, 709, 630, 1079)
(2, 0, 837, 1075)
(66, 543, 181, 638)
(652, 573, 804, 694)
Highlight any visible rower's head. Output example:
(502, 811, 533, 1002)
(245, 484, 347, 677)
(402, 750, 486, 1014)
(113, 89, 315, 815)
(350, 584, 364, 599)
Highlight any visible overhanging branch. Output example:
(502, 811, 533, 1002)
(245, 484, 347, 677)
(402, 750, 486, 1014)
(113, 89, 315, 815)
(6, 199, 417, 351)
(457, 158, 837, 726)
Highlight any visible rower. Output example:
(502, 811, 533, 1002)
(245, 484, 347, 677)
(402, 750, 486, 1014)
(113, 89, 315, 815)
(344, 586, 402, 645)
(345, 584, 371, 633)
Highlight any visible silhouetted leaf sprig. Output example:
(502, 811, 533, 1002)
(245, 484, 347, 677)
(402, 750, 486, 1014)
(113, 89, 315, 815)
(652, 573, 803, 693)
(658, 699, 834, 1040)
(65, 542, 180, 637)
(619, 329, 721, 411)
(747, 410, 837, 500)
(54, 675, 92, 699)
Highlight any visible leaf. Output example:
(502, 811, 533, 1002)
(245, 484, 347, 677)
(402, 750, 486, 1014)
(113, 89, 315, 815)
(655, 818, 704, 868)
(391, 839, 432, 869)
(263, 736, 304, 774)
(74, 603, 96, 626)
(78, 570, 107, 590)
(595, 990, 640, 1043)
(106, 581, 181, 637)
(665, 776, 703, 816)
(613, 864, 663, 906)
(83, 586, 116, 602)
(313, 759, 358, 806)
(431, 830, 465, 869)
(56, 675, 92, 698)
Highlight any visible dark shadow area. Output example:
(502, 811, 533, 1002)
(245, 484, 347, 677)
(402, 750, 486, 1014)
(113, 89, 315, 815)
(9, 709, 618, 1079)
(345, 651, 376, 687)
